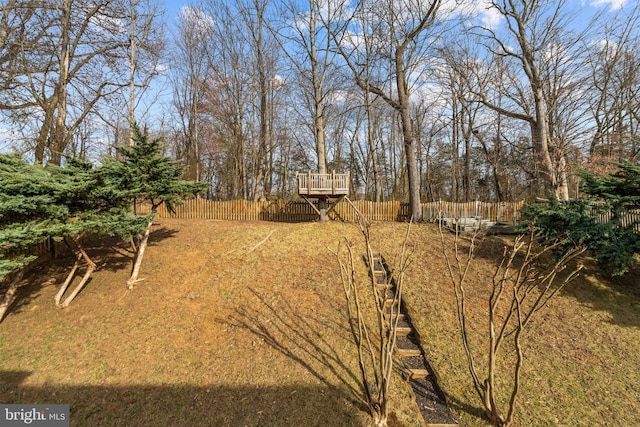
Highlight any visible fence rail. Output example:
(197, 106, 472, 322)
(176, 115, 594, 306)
(137, 199, 526, 223)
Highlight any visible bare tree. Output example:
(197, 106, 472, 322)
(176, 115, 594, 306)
(238, 0, 280, 200)
(126, 0, 165, 145)
(471, 0, 583, 200)
(0, 0, 164, 164)
(439, 225, 585, 426)
(331, 0, 442, 221)
(334, 216, 411, 427)
(585, 4, 640, 168)
(272, 0, 344, 219)
(171, 6, 213, 181)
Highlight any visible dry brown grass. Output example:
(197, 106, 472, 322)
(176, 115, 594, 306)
(1, 219, 639, 426)
(394, 225, 640, 426)
(0, 219, 422, 427)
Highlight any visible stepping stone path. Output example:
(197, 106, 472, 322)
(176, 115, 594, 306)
(372, 255, 459, 427)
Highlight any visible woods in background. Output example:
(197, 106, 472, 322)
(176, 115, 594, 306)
(1, 0, 639, 203)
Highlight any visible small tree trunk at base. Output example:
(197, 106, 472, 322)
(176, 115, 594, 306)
(60, 262, 95, 308)
(318, 198, 329, 222)
(58, 239, 97, 308)
(127, 220, 153, 289)
(55, 254, 81, 307)
(373, 414, 388, 427)
(0, 270, 25, 323)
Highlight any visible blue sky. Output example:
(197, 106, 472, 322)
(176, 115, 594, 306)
(0, 0, 634, 154)
(163, 0, 187, 23)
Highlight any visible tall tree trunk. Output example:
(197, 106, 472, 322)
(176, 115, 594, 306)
(129, 0, 136, 145)
(531, 88, 557, 198)
(451, 97, 460, 201)
(51, 0, 71, 166)
(365, 92, 381, 202)
(396, 55, 422, 222)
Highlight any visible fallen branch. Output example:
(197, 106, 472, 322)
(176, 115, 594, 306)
(247, 230, 274, 253)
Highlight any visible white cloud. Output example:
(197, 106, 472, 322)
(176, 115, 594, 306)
(89, 13, 126, 36)
(0, 127, 21, 154)
(178, 6, 214, 33)
(441, 0, 503, 30)
(479, 7, 503, 29)
(590, 0, 628, 10)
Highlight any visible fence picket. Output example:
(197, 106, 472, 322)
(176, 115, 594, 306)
(145, 199, 524, 223)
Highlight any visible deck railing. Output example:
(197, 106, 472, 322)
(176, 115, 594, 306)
(297, 171, 350, 196)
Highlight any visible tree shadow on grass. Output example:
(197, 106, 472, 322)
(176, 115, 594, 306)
(454, 233, 640, 328)
(562, 261, 640, 328)
(220, 288, 367, 413)
(147, 225, 179, 247)
(0, 370, 359, 427)
(1, 227, 179, 322)
(438, 391, 487, 425)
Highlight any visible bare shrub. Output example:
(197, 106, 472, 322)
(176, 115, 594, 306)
(333, 217, 411, 427)
(439, 224, 586, 426)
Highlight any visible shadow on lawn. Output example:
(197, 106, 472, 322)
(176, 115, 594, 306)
(223, 288, 366, 412)
(0, 371, 358, 427)
(2, 226, 179, 322)
(457, 234, 640, 328)
(562, 262, 640, 328)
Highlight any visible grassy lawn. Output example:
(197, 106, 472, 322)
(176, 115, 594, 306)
(1, 218, 639, 426)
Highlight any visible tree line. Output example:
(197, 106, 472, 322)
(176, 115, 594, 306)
(1, 1, 640, 221)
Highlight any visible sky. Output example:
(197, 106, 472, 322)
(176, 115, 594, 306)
(0, 0, 634, 154)
(163, 0, 188, 24)
(161, 0, 634, 24)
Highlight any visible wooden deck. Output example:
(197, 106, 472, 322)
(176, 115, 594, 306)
(297, 171, 349, 197)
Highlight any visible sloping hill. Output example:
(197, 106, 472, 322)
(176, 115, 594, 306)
(1, 218, 638, 426)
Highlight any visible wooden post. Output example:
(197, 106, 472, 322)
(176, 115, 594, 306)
(332, 170, 336, 194)
(308, 170, 312, 195)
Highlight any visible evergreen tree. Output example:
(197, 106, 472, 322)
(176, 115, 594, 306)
(106, 126, 205, 213)
(0, 155, 151, 320)
(580, 161, 640, 274)
(522, 161, 640, 275)
(105, 126, 205, 289)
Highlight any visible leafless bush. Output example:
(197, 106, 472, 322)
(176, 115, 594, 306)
(439, 224, 586, 426)
(333, 216, 411, 427)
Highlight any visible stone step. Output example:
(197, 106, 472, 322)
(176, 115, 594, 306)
(394, 326, 412, 336)
(383, 299, 399, 308)
(424, 424, 459, 427)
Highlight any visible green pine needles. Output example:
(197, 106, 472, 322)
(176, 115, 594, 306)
(521, 161, 640, 275)
(0, 126, 204, 319)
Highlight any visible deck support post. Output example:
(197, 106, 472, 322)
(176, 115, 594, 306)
(300, 195, 322, 217)
(318, 196, 329, 223)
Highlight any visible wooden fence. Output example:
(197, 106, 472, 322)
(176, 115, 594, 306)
(138, 199, 526, 224)
(591, 207, 640, 232)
